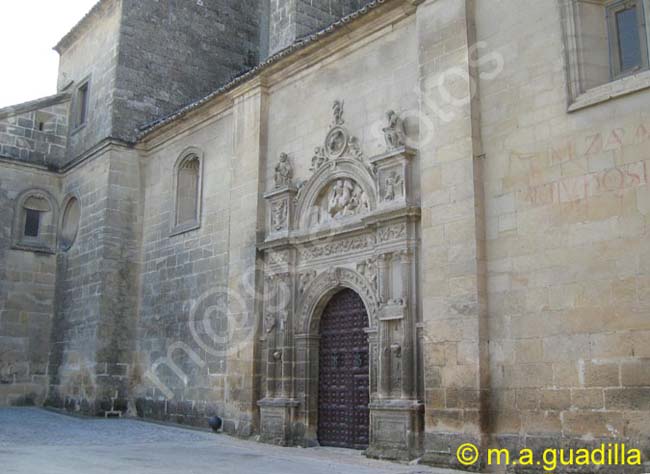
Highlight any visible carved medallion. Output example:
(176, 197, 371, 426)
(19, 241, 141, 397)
(325, 127, 349, 159)
(308, 100, 365, 175)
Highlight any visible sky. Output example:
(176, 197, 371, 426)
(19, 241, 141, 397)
(0, 0, 99, 108)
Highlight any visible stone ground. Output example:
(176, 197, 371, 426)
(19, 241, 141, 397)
(0, 408, 460, 474)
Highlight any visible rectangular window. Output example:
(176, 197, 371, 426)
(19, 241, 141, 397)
(607, 0, 649, 78)
(75, 81, 89, 127)
(24, 209, 41, 238)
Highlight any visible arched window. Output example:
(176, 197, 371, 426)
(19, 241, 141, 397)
(171, 148, 203, 235)
(12, 189, 58, 253)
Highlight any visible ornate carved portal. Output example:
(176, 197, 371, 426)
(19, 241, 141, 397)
(258, 101, 423, 460)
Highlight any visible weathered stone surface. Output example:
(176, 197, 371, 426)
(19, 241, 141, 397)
(0, 1, 649, 472)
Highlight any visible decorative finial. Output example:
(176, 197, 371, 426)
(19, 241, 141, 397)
(332, 100, 345, 127)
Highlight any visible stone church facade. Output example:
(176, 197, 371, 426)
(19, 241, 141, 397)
(1, 0, 649, 471)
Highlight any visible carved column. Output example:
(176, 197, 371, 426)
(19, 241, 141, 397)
(376, 253, 391, 399)
(365, 328, 379, 398)
(399, 249, 415, 400)
(258, 267, 299, 446)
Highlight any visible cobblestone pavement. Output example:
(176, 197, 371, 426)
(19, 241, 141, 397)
(0, 408, 459, 474)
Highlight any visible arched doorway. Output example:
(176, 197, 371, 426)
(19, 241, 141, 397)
(317, 288, 369, 449)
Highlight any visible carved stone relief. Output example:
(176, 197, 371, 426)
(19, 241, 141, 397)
(332, 100, 345, 127)
(357, 258, 378, 292)
(297, 234, 374, 260)
(299, 270, 317, 295)
(378, 224, 407, 242)
(383, 171, 403, 202)
(267, 250, 290, 266)
(271, 200, 288, 231)
(258, 100, 422, 458)
(327, 178, 368, 220)
(298, 267, 381, 334)
(310, 147, 328, 173)
(349, 137, 364, 161)
(309, 100, 366, 176)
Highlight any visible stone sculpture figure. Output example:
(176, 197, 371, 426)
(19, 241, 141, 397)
(383, 110, 405, 149)
(332, 100, 345, 127)
(274, 153, 293, 188)
(349, 136, 363, 160)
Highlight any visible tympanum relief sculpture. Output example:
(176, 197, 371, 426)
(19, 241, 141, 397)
(304, 178, 370, 226)
(325, 178, 369, 221)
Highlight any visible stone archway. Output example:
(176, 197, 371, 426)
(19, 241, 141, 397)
(317, 288, 369, 449)
(293, 268, 379, 447)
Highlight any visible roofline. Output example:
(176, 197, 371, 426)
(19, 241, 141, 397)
(137, 0, 391, 139)
(53, 0, 115, 54)
(0, 92, 71, 121)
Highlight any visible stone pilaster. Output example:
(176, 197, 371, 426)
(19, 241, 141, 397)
(415, 0, 488, 469)
(226, 79, 270, 436)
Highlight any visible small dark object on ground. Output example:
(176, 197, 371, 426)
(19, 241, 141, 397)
(208, 416, 222, 432)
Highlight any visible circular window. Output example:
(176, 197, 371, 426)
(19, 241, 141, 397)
(60, 197, 80, 250)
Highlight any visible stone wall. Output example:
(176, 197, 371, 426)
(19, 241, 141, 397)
(57, 0, 122, 163)
(268, 0, 374, 55)
(414, 0, 489, 467)
(0, 0, 648, 471)
(114, 0, 262, 142)
(477, 0, 650, 463)
(45, 143, 141, 416)
(134, 113, 237, 428)
(0, 96, 69, 168)
(0, 164, 60, 406)
(44, 149, 108, 414)
(57, 0, 262, 159)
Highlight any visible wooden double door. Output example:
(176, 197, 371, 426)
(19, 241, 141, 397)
(317, 289, 370, 449)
